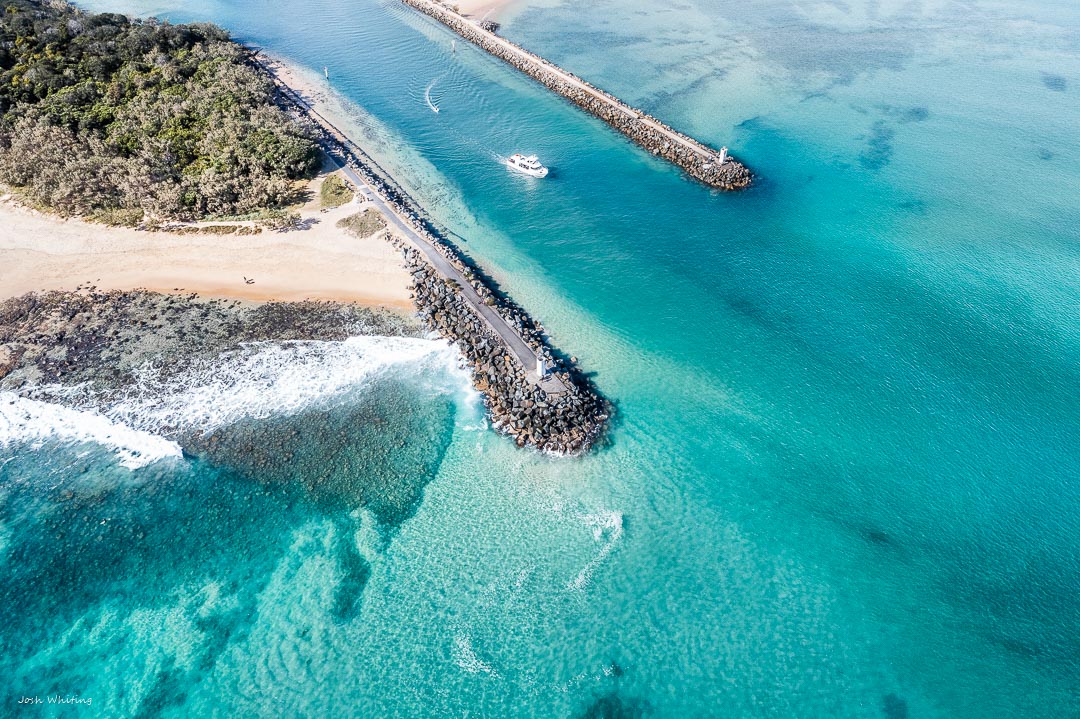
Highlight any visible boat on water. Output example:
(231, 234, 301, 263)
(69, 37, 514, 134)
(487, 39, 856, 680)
(506, 153, 549, 178)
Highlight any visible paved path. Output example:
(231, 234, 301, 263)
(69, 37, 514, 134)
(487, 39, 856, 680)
(257, 60, 567, 394)
(406, 0, 723, 162)
(346, 162, 568, 395)
(337, 158, 550, 383)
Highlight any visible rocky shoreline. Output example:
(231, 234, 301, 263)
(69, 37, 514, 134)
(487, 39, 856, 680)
(2, 55, 613, 455)
(0, 289, 419, 397)
(255, 57, 610, 454)
(400, 0, 752, 191)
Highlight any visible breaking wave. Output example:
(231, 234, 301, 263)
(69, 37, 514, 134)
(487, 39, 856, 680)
(453, 632, 500, 677)
(46, 336, 471, 437)
(0, 392, 182, 470)
(8, 336, 474, 469)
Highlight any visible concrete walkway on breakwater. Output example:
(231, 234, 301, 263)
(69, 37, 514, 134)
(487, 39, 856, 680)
(345, 162, 566, 395)
(400, 0, 752, 190)
(258, 60, 568, 395)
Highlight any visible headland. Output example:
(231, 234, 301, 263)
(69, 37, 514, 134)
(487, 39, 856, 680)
(0, 0, 609, 454)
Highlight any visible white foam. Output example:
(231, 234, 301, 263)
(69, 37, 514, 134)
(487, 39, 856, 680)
(567, 510, 624, 591)
(554, 660, 624, 695)
(0, 392, 182, 469)
(452, 632, 500, 677)
(99, 336, 471, 436)
(425, 77, 441, 113)
(8, 336, 476, 468)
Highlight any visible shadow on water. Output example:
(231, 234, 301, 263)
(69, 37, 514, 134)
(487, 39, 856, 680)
(1040, 73, 1067, 92)
(882, 693, 909, 719)
(578, 691, 652, 719)
(132, 656, 191, 719)
(331, 519, 373, 622)
(859, 120, 895, 170)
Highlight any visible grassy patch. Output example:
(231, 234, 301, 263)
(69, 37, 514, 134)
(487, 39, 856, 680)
(257, 210, 302, 231)
(337, 209, 386, 237)
(320, 175, 355, 208)
(162, 224, 262, 235)
(87, 208, 145, 227)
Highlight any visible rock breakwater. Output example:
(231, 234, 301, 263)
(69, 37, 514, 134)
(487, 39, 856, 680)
(254, 55, 610, 453)
(396, 240, 608, 453)
(401, 0, 752, 190)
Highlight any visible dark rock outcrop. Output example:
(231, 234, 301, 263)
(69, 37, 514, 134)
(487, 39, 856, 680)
(0, 289, 417, 394)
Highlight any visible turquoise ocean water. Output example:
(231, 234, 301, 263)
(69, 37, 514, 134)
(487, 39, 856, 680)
(3, 0, 1079, 715)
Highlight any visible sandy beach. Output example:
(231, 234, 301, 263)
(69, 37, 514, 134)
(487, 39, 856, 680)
(449, 0, 518, 18)
(0, 171, 414, 308)
(0, 51, 430, 310)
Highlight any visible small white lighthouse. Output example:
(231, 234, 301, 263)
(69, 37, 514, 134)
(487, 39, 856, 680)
(718, 146, 728, 165)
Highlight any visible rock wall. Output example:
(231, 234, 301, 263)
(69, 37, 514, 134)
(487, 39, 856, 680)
(399, 242, 608, 453)
(401, 0, 752, 190)
(257, 57, 611, 454)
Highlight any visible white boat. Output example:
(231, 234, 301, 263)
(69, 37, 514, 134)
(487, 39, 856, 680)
(506, 153, 549, 178)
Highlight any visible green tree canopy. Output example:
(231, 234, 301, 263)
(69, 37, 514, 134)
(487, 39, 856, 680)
(0, 0, 319, 221)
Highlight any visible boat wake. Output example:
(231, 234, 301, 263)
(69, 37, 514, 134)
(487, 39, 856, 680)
(567, 510, 624, 591)
(425, 77, 441, 114)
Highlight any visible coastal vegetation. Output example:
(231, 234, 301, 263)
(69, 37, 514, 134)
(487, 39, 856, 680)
(0, 0, 319, 222)
(256, 208, 301, 230)
(162, 223, 262, 235)
(337, 208, 385, 237)
(320, 174, 354, 208)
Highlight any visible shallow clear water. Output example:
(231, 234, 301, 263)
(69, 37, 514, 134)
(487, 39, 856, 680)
(4, 0, 1080, 715)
